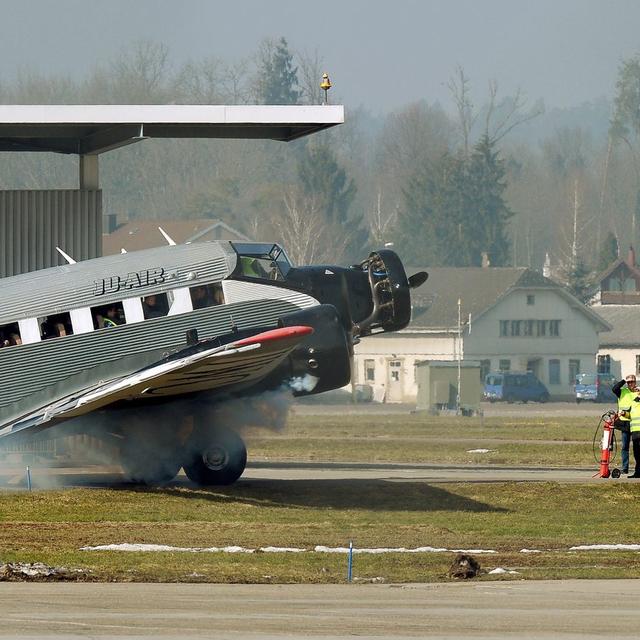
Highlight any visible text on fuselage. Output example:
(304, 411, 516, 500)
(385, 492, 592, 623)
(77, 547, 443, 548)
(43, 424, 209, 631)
(94, 268, 166, 296)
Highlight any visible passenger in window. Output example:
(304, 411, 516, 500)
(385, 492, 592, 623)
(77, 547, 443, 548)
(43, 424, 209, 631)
(102, 306, 121, 328)
(191, 286, 211, 310)
(9, 333, 21, 345)
(142, 294, 168, 319)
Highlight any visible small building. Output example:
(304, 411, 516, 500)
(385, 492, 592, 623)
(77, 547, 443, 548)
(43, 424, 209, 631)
(353, 267, 610, 403)
(415, 360, 481, 413)
(102, 218, 251, 255)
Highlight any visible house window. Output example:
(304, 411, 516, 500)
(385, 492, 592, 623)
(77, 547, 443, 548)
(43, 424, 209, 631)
(524, 320, 534, 336)
(510, 320, 521, 336)
(527, 294, 535, 305)
(499, 320, 508, 337)
(549, 359, 561, 385)
(499, 359, 511, 371)
(537, 320, 547, 337)
(480, 359, 491, 381)
(597, 354, 611, 374)
(549, 320, 561, 337)
(569, 359, 580, 384)
(364, 359, 375, 382)
(624, 278, 636, 292)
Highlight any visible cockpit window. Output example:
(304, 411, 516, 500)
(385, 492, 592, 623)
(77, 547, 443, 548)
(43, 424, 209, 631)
(232, 243, 292, 281)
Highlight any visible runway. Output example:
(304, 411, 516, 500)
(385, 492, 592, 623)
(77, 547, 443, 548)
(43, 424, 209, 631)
(0, 460, 605, 489)
(0, 580, 638, 639)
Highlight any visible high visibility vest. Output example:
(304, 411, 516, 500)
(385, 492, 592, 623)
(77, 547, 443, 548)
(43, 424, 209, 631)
(630, 400, 640, 432)
(618, 387, 637, 422)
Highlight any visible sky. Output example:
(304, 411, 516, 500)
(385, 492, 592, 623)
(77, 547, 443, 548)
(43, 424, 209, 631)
(1, 0, 639, 113)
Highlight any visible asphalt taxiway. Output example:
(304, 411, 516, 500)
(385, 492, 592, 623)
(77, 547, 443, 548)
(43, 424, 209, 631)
(0, 580, 638, 639)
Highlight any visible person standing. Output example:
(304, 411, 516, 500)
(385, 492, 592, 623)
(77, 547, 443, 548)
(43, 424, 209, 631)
(613, 374, 639, 474)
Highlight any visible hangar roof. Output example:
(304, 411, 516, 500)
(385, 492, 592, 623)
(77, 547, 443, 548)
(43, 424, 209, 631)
(0, 104, 344, 154)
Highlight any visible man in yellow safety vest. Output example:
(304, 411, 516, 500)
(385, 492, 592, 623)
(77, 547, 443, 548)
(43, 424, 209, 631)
(613, 374, 639, 474)
(625, 375, 640, 478)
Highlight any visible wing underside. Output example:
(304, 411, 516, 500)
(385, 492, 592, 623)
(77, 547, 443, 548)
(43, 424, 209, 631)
(0, 325, 312, 441)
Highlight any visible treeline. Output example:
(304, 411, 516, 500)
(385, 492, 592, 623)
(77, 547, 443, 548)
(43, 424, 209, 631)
(1, 38, 639, 277)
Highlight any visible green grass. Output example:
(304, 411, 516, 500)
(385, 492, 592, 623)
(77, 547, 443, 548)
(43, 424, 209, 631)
(0, 413, 632, 583)
(244, 414, 605, 467)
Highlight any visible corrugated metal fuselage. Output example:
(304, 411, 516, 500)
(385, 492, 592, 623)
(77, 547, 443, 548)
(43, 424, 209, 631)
(0, 242, 319, 428)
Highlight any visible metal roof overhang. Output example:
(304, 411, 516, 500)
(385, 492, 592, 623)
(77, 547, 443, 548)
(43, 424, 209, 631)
(0, 105, 344, 154)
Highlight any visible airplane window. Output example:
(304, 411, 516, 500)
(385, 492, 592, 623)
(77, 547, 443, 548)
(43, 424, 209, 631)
(142, 293, 170, 319)
(0, 322, 21, 348)
(40, 313, 74, 340)
(190, 283, 225, 310)
(239, 256, 283, 281)
(90, 302, 126, 329)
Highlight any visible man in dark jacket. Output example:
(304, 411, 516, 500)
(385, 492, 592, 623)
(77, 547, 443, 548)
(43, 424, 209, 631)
(613, 374, 639, 474)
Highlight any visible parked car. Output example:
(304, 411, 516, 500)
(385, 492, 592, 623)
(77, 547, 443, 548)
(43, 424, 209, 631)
(483, 371, 550, 403)
(574, 373, 617, 403)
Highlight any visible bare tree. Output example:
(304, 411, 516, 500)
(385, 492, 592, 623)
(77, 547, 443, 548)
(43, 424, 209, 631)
(367, 187, 398, 246)
(297, 49, 324, 105)
(448, 65, 477, 156)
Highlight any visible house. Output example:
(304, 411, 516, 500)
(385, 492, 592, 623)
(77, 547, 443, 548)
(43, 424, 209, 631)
(102, 218, 251, 255)
(590, 247, 640, 378)
(353, 267, 611, 402)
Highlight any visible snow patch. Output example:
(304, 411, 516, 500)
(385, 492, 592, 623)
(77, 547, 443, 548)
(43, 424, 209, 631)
(569, 544, 640, 551)
(466, 449, 494, 454)
(520, 549, 542, 553)
(488, 567, 519, 575)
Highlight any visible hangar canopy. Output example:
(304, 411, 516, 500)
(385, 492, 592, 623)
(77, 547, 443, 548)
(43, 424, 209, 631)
(0, 104, 344, 154)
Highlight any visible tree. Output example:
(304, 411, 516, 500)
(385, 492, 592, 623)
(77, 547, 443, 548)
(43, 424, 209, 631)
(597, 231, 619, 272)
(297, 144, 356, 226)
(255, 37, 301, 105)
(398, 136, 513, 267)
(564, 258, 594, 304)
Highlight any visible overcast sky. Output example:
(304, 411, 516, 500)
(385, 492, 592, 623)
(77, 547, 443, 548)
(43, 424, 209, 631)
(1, 0, 639, 113)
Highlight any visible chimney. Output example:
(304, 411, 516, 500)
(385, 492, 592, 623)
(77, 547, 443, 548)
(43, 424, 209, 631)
(543, 253, 551, 278)
(481, 252, 490, 268)
(628, 245, 636, 267)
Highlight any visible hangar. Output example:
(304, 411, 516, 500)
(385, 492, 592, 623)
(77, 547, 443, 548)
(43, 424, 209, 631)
(0, 104, 344, 277)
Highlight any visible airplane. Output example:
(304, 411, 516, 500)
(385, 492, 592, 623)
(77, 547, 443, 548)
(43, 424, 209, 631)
(0, 238, 427, 485)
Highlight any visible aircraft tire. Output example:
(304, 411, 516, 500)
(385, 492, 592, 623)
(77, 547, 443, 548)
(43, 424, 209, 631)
(184, 430, 247, 486)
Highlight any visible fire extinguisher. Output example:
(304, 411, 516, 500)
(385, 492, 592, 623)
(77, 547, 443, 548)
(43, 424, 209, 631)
(595, 410, 621, 479)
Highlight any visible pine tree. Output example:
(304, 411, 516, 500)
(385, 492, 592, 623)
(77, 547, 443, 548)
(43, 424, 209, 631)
(597, 231, 619, 272)
(297, 144, 356, 225)
(256, 37, 301, 105)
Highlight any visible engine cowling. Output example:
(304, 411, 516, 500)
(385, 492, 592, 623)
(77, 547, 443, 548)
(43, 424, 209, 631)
(273, 304, 351, 396)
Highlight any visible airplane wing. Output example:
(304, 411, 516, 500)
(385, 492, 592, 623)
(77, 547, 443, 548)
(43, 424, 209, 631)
(0, 325, 312, 441)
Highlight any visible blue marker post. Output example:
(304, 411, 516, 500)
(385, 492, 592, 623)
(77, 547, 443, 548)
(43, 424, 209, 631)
(347, 541, 353, 582)
(26, 466, 32, 492)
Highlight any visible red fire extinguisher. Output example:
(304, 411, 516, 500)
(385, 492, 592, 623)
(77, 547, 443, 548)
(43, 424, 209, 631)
(598, 411, 621, 479)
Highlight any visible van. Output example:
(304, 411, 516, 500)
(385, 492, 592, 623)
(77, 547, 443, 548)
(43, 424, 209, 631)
(574, 373, 617, 403)
(483, 371, 550, 403)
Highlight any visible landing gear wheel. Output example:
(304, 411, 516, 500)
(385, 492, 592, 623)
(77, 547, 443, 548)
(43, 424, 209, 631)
(184, 430, 247, 486)
(612, 468, 622, 479)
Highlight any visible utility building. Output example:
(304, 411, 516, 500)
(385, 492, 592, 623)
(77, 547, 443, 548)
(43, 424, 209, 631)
(0, 104, 343, 278)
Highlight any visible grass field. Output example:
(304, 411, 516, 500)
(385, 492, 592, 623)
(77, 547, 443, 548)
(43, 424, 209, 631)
(2, 411, 638, 583)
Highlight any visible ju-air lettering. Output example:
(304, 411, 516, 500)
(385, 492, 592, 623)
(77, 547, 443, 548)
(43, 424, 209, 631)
(94, 268, 165, 296)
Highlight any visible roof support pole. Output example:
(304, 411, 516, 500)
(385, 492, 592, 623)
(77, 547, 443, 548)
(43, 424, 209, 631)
(79, 154, 99, 190)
